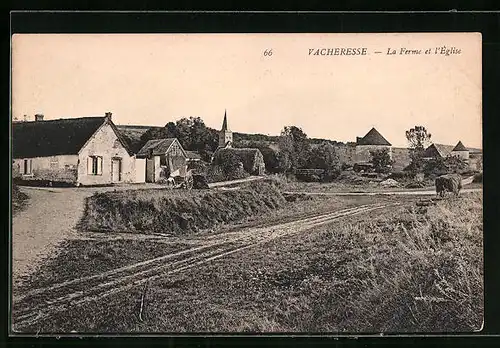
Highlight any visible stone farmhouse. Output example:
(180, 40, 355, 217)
(12, 113, 147, 185)
(12, 112, 193, 185)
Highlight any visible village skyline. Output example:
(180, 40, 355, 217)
(12, 33, 482, 148)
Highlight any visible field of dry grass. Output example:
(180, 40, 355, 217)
(14, 191, 482, 333)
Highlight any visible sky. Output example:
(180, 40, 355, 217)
(11, 33, 482, 148)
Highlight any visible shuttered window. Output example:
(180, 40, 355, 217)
(88, 156, 103, 175)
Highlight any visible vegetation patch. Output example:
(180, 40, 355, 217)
(80, 181, 287, 235)
(12, 184, 29, 215)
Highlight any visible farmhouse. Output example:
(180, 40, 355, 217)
(136, 138, 188, 182)
(422, 141, 470, 161)
(354, 127, 392, 164)
(12, 113, 146, 185)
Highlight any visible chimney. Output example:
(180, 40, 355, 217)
(35, 114, 44, 121)
(105, 112, 112, 120)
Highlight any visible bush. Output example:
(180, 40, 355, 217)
(389, 171, 415, 180)
(423, 157, 469, 178)
(370, 148, 394, 173)
(205, 164, 249, 183)
(473, 172, 483, 183)
(80, 181, 287, 235)
(12, 184, 29, 215)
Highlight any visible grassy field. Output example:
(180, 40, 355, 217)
(19, 193, 385, 292)
(16, 192, 482, 333)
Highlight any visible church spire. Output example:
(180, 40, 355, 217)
(221, 109, 229, 131)
(219, 109, 233, 148)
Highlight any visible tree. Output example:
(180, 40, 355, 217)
(370, 148, 394, 173)
(405, 126, 432, 172)
(140, 117, 218, 157)
(308, 142, 340, 170)
(277, 126, 311, 172)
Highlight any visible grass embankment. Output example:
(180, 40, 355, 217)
(25, 192, 482, 333)
(12, 184, 29, 216)
(80, 181, 287, 235)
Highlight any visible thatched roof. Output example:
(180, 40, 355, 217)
(12, 116, 108, 158)
(357, 127, 392, 146)
(115, 125, 152, 154)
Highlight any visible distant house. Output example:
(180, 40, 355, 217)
(422, 143, 455, 160)
(354, 127, 392, 164)
(136, 138, 188, 182)
(423, 141, 470, 161)
(12, 113, 146, 185)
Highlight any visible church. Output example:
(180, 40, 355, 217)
(212, 111, 266, 176)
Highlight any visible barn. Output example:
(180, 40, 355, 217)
(12, 113, 146, 185)
(136, 138, 188, 182)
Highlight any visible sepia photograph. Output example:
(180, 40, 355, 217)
(10, 32, 483, 334)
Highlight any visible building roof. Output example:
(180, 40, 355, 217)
(221, 110, 230, 131)
(423, 143, 455, 158)
(357, 127, 392, 146)
(185, 151, 202, 160)
(12, 116, 108, 158)
(136, 138, 187, 158)
(452, 141, 468, 151)
(115, 125, 155, 154)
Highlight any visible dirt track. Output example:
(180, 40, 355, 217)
(12, 201, 398, 331)
(284, 187, 482, 196)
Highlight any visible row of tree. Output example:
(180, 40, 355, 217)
(139, 117, 463, 176)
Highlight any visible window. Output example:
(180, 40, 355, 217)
(87, 156, 103, 175)
(22, 159, 32, 175)
(50, 156, 59, 169)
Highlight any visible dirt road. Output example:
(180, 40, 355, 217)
(284, 187, 482, 196)
(11, 188, 91, 288)
(12, 201, 398, 331)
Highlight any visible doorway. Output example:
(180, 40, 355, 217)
(111, 158, 122, 183)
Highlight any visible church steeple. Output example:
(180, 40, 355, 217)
(221, 109, 229, 131)
(219, 109, 233, 148)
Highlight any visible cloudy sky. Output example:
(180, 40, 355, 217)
(12, 33, 482, 148)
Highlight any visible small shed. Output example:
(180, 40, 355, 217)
(137, 138, 188, 182)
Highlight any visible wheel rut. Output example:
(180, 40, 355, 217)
(12, 202, 399, 330)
